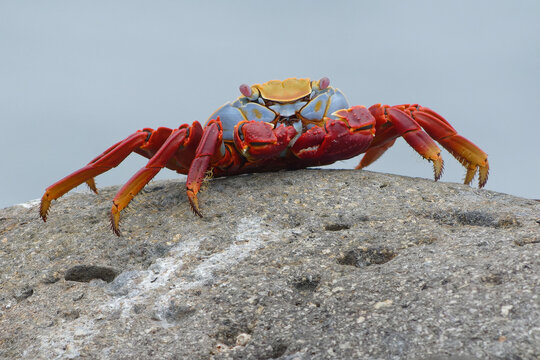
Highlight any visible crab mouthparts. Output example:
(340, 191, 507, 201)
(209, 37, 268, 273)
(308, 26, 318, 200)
(275, 116, 304, 148)
(269, 102, 306, 118)
(277, 115, 301, 126)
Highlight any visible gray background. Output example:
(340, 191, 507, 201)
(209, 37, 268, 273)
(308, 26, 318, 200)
(1, 0, 539, 208)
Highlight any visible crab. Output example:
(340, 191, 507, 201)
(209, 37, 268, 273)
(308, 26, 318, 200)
(40, 77, 489, 235)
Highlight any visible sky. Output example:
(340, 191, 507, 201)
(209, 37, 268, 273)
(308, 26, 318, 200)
(1, 0, 539, 208)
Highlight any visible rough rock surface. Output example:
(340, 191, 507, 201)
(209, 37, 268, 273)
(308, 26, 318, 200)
(0, 169, 538, 359)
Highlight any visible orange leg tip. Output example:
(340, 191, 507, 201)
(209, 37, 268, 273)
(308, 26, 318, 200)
(464, 164, 477, 186)
(478, 163, 489, 188)
(432, 157, 444, 181)
(40, 194, 51, 221)
(86, 179, 98, 194)
(187, 190, 202, 218)
(110, 206, 121, 237)
(40, 200, 50, 221)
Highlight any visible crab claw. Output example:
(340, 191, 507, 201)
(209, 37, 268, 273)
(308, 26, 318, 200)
(292, 106, 375, 162)
(234, 121, 297, 160)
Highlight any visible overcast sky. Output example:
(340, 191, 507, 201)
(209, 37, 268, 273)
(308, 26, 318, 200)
(1, 0, 539, 209)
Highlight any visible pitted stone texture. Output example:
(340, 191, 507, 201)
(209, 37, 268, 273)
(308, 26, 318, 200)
(0, 170, 538, 359)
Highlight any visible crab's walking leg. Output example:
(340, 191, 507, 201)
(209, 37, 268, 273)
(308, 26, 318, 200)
(84, 142, 129, 193)
(356, 138, 397, 170)
(355, 121, 399, 169)
(185, 119, 225, 216)
(406, 105, 489, 187)
(110, 123, 203, 236)
(40, 131, 150, 221)
(359, 105, 445, 180)
(185, 117, 293, 215)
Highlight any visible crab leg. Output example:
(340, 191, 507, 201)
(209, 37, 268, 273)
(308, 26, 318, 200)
(40, 131, 150, 221)
(186, 119, 225, 216)
(356, 117, 400, 169)
(134, 125, 202, 172)
(405, 105, 489, 187)
(361, 104, 445, 180)
(84, 140, 137, 194)
(110, 127, 197, 235)
(184, 119, 299, 214)
(356, 139, 397, 170)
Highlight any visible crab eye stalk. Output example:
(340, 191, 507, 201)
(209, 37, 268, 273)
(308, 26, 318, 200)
(239, 84, 252, 97)
(319, 77, 330, 90)
(239, 84, 260, 100)
(311, 77, 330, 91)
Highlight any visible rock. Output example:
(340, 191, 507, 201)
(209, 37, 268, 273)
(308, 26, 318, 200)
(13, 286, 34, 302)
(0, 169, 538, 359)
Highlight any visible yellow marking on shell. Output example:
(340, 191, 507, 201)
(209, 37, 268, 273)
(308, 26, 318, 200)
(253, 78, 312, 102)
(314, 100, 322, 112)
(252, 108, 262, 119)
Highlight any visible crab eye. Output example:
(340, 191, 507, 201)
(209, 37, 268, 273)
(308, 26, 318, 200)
(239, 84, 260, 101)
(311, 77, 330, 92)
(319, 77, 330, 90)
(239, 84, 252, 97)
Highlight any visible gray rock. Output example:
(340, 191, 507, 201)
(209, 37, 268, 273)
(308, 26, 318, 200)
(0, 169, 538, 359)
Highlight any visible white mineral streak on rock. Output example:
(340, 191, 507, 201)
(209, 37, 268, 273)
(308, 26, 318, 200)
(105, 216, 277, 315)
(189, 217, 273, 285)
(15, 198, 40, 208)
(373, 299, 393, 309)
(32, 318, 95, 360)
(35, 216, 281, 357)
(501, 304, 513, 317)
(103, 239, 202, 317)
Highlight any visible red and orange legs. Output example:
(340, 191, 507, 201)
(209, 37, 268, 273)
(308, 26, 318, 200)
(404, 105, 489, 187)
(355, 117, 400, 170)
(355, 138, 397, 170)
(292, 106, 376, 163)
(360, 104, 445, 181)
(40, 131, 151, 221)
(186, 118, 297, 216)
(186, 119, 227, 216)
(81, 127, 180, 194)
(110, 122, 203, 235)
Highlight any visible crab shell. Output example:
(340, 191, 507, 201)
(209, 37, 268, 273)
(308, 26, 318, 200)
(207, 77, 349, 142)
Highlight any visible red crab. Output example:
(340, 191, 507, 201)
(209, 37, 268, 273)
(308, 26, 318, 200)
(40, 77, 489, 235)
